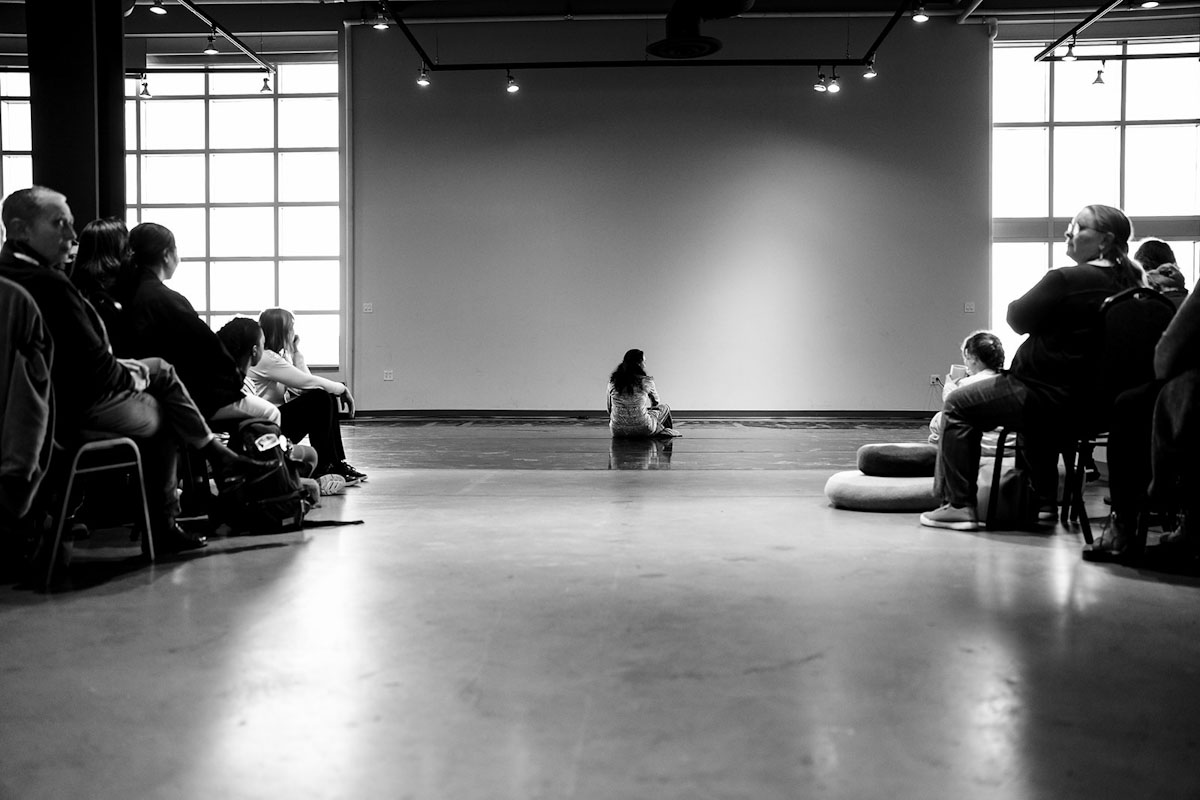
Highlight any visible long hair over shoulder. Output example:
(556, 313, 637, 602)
(259, 307, 295, 355)
(609, 348, 651, 395)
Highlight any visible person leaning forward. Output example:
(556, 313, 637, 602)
(0, 186, 266, 553)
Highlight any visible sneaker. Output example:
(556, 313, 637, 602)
(317, 473, 347, 496)
(1037, 504, 1057, 522)
(920, 503, 982, 531)
(1082, 514, 1132, 563)
(323, 460, 366, 484)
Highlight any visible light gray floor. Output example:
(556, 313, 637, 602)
(2, 421, 1198, 800)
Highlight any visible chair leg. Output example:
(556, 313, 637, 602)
(1060, 443, 1078, 526)
(986, 430, 1010, 530)
(130, 446, 155, 563)
(43, 456, 83, 592)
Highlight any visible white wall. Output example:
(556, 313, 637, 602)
(349, 18, 992, 412)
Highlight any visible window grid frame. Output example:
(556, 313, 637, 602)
(126, 69, 343, 369)
(993, 39, 1200, 288)
(0, 82, 33, 202)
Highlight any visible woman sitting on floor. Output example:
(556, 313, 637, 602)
(920, 204, 1145, 531)
(607, 349, 680, 438)
(928, 330, 1005, 455)
(246, 307, 366, 484)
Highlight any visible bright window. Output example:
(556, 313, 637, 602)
(127, 63, 343, 368)
(992, 39, 1200, 339)
(0, 75, 32, 202)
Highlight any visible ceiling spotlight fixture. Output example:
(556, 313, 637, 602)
(506, 70, 520, 93)
(863, 60, 877, 79)
(203, 29, 219, 56)
(150, 0, 167, 15)
(1139, 1, 1160, 7)
(827, 69, 841, 93)
(139, 74, 151, 98)
(416, 65, 431, 87)
(813, 68, 827, 92)
(1093, 59, 1106, 85)
(1063, 36, 1077, 62)
(911, 3, 929, 23)
(373, 5, 390, 30)
(260, 74, 272, 93)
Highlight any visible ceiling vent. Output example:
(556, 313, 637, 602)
(645, 0, 755, 60)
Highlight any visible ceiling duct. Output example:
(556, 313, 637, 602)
(645, 0, 756, 60)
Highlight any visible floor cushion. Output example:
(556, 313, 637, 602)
(824, 470, 939, 512)
(857, 443, 938, 478)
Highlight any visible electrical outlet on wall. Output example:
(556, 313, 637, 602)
(363, 302, 374, 313)
(930, 374, 940, 385)
(383, 369, 394, 381)
(964, 301, 976, 313)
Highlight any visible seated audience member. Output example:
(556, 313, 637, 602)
(607, 348, 680, 438)
(1135, 239, 1188, 309)
(921, 204, 1144, 531)
(246, 308, 366, 484)
(119, 221, 278, 427)
(0, 186, 263, 551)
(928, 331, 1005, 455)
(70, 217, 131, 354)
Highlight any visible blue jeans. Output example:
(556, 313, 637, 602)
(933, 373, 1065, 509)
(81, 358, 213, 524)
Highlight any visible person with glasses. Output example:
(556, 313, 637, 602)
(921, 204, 1145, 531)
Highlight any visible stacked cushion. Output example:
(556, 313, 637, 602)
(824, 442, 939, 513)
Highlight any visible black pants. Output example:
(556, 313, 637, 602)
(1106, 381, 1162, 519)
(278, 391, 345, 469)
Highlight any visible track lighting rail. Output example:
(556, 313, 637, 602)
(174, 0, 277, 73)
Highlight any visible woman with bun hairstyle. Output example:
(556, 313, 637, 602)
(120, 221, 279, 426)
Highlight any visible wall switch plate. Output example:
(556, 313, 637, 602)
(363, 302, 374, 313)
(964, 301, 976, 313)
(383, 369, 394, 381)
(930, 374, 940, 385)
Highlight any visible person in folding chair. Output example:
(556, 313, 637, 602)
(921, 204, 1145, 531)
(0, 186, 265, 553)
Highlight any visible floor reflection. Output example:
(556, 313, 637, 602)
(608, 437, 674, 470)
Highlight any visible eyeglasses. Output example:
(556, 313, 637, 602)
(1066, 222, 1097, 237)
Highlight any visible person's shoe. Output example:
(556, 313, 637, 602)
(324, 460, 367, 484)
(154, 522, 207, 554)
(920, 503, 981, 531)
(1037, 504, 1057, 522)
(1082, 514, 1132, 563)
(317, 473, 347, 496)
(659, 428, 683, 438)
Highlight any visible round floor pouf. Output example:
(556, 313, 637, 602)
(856, 442, 938, 478)
(824, 470, 939, 512)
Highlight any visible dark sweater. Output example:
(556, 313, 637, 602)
(0, 241, 133, 427)
(119, 267, 244, 419)
(1155, 289, 1200, 381)
(1007, 262, 1126, 408)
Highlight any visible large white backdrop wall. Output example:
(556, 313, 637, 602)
(348, 18, 992, 412)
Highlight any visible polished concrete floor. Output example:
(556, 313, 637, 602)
(2, 419, 1199, 800)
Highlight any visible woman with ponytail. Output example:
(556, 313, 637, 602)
(921, 204, 1141, 532)
(120, 222, 278, 425)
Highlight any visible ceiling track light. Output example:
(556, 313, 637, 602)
(149, 0, 167, 15)
(416, 65, 431, 87)
(372, 4, 390, 30)
(813, 67, 827, 92)
(1093, 59, 1106, 84)
(827, 69, 841, 93)
(203, 28, 219, 56)
(260, 74, 272, 93)
(1139, 1, 1160, 7)
(506, 69, 520, 93)
(139, 74, 151, 97)
(863, 60, 877, 79)
(1063, 36, 1078, 62)
(911, 3, 929, 23)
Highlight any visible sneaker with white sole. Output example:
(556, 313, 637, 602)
(920, 503, 982, 530)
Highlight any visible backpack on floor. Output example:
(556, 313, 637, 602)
(212, 420, 309, 534)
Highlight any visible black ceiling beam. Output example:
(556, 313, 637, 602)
(1033, 0, 1123, 61)
(385, 0, 910, 72)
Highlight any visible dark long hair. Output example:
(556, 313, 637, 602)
(1084, 204, 1144, 291)
(73, 217, 129, 292)
(128, 222, 176, 269)
(609, 348, 651, 394)
(1133, 239, 1177, 271)
(259, 307, 295, 355)
(216, 316, 262, 366)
